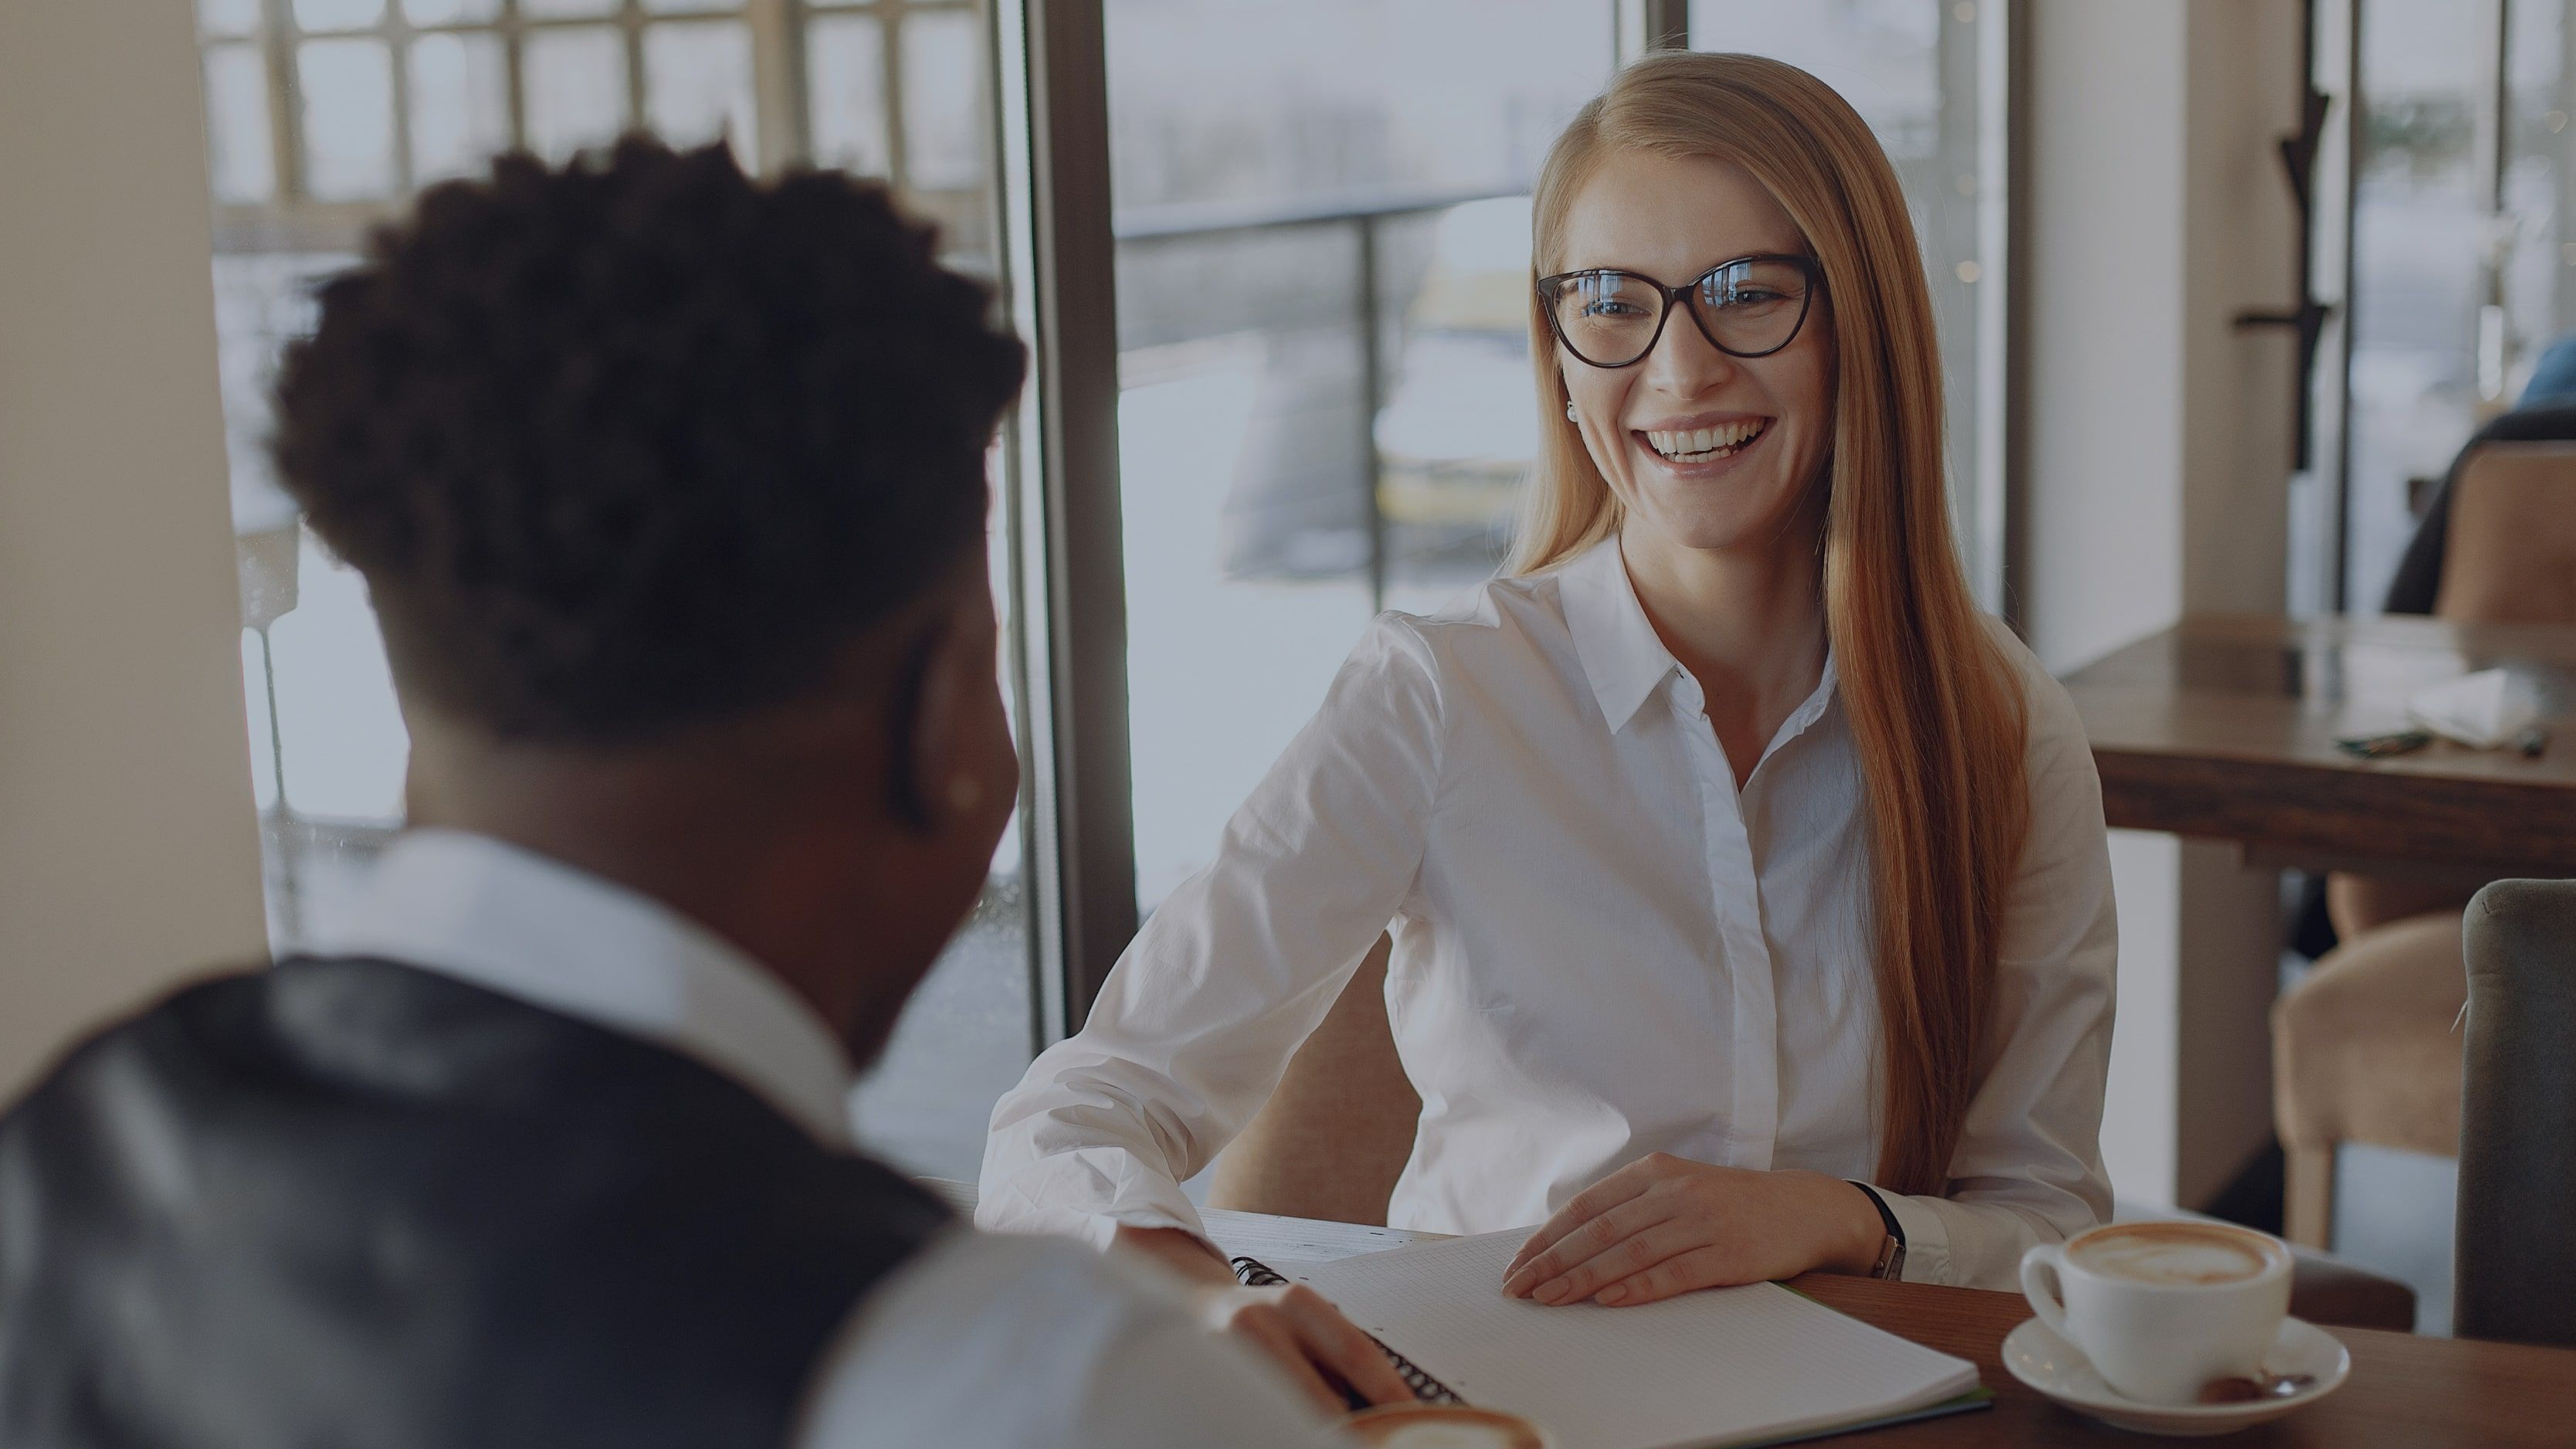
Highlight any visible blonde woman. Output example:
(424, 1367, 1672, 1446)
(980, 53, 2115, 1405)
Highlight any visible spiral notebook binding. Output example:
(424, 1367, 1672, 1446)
(1230, 1256, 1466, 1406)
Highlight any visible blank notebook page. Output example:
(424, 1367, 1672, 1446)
(1278, 1230, 1978, 1449)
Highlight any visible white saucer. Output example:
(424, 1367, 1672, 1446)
(2001, 1315, 2351, 1437)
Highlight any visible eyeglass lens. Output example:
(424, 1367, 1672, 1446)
(1550, 257, 1812, 367)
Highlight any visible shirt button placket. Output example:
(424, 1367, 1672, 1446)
(1675, 677, 1781, 1172)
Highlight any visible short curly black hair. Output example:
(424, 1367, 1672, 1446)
(273, 137, 1026, 744)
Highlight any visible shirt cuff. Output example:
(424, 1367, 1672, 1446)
(974, 1149, 1214, 1256)
(1874, 1189, 1953, 1286)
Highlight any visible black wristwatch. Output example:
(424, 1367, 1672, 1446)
(1848, 1181, 1907, 1281)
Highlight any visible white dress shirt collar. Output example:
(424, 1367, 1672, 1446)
(1554, 534, 1841, 753)
(306, 827, 857, 1149)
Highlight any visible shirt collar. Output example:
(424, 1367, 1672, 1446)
(1554, 534, 1683, 733)
(1553, 532, 1842, 750)
(306, 827, 858, 1149)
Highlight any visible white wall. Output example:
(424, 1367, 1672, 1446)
(2023, 0, 2303, 1208)
(0, 1, 269, 1098)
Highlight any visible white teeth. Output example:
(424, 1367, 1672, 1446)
(1642, 419, 1767, 460)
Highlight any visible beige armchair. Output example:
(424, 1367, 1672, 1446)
(2279, 441, 2576, 1248)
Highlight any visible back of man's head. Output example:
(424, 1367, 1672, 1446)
(272, 137, 1026, 745)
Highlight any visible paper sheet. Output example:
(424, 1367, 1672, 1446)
(1276, 1230, 1978, 1449)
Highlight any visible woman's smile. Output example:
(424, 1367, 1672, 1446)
(1635, 412, 1774, 472)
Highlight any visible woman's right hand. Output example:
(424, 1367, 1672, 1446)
(1116, 1224, 1417, 1413)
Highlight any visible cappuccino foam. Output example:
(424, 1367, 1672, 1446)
(2069, 1224, 2274, 1285)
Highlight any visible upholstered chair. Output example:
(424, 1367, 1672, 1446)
(2456, 879, 2576, 1347)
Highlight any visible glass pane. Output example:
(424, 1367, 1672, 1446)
(642, 20, 758, 160)
(294, 0, 386, 31)
(204, 44, 276, 203)
(1107, 0, 1610, 911)
(2502, 0, 2570, 400)
(403, 0, 503, 25)
(899, 10, 983, 191)
(851, 457, 1032, 1179)
(524, 25, 630, 162)
(299, 39, 398, 200)
(642, 0, 743, 13)
(520, 0, 619, 18)
(211, 253, 395, 949)
(1690, 0, 1995, 600)
(807, 15, 890, 177)
(211, 254, 341, 535)
(410, 31, 513, 183)
(199, 0, 263, 39)
(269, 531, 411, 824)
(2344, 0, 2495, 612)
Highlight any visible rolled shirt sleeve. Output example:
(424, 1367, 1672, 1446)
(978, 616, 1446, 1248)
(1874, 641, 2119, 1288)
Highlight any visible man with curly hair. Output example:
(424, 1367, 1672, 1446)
(0, 139, 1357, 1447)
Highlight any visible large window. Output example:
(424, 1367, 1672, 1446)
(1107, 1, 2012, 919)
(1106, 0, 1615, 915)
(196, 0, 1023, 1179)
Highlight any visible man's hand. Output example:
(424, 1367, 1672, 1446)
(1500, 1156, 1886, 1308)
(1114, 1223, 1416, 1413)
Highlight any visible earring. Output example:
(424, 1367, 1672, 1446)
(1564, 399, 1578, 422)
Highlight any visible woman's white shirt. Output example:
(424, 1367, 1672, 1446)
(978, 536, 2117, 1291)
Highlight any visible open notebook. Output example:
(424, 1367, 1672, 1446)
(1235, 1230, 1985, 1449)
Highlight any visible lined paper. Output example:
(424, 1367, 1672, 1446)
(1277, 1230, 1978, 1449)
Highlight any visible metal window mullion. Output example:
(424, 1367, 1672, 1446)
(1007, 0, 1133, 1035)
(1616, 0, 1688, 63)
(500, 2, 531, 153)
(882, 2, 912, 194)
(2330, 0, 2364, 613)
(259, 0, 307, 204)
(1978, 0, 2017, 623)
(624, 0, 649, 134)
(751, 0, 812, 169)
(388, 5, 419, 195)
(986, 0, 1057, 1050)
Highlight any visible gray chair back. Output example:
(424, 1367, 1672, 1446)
(2456, 877, 2576, 1346)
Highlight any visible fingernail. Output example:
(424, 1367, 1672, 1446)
(1597, 1285, 1628, 1305)
(1537, 1278, 1570, 1304)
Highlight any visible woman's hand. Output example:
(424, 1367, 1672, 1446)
(1116, 1223, 1416, 1412)
(1500, 1155, 1887, 1308)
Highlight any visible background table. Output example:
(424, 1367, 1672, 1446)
(927, 1183, 2576, 1446)
(2059, 613, 2576, 881)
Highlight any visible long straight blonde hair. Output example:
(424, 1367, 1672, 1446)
(1513, 53, 2029, 1197)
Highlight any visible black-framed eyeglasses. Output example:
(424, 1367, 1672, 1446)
(1536, 253, 1823, 369)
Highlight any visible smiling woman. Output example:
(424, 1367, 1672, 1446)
(980, 50, 2116, 1407)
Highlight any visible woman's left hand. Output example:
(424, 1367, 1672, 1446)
(1500, 1155, 1887, 1307)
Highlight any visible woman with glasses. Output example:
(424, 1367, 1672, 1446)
(981, 52, 2114, 1404)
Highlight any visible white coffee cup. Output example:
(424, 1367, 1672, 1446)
(2019, 1220, 2293, 1407)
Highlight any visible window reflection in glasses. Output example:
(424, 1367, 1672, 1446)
(1541, 253, 1820, 368)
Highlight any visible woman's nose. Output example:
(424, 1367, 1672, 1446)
(1640, 301, 1742, 395)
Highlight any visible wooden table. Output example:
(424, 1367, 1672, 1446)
(2059, 613, 2576, 881)
(927, 1183, 2576, 1446)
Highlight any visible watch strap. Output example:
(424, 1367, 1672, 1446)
(1849, 1180, 1907, 1280)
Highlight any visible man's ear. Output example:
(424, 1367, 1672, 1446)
(883, 619, 950, 836)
